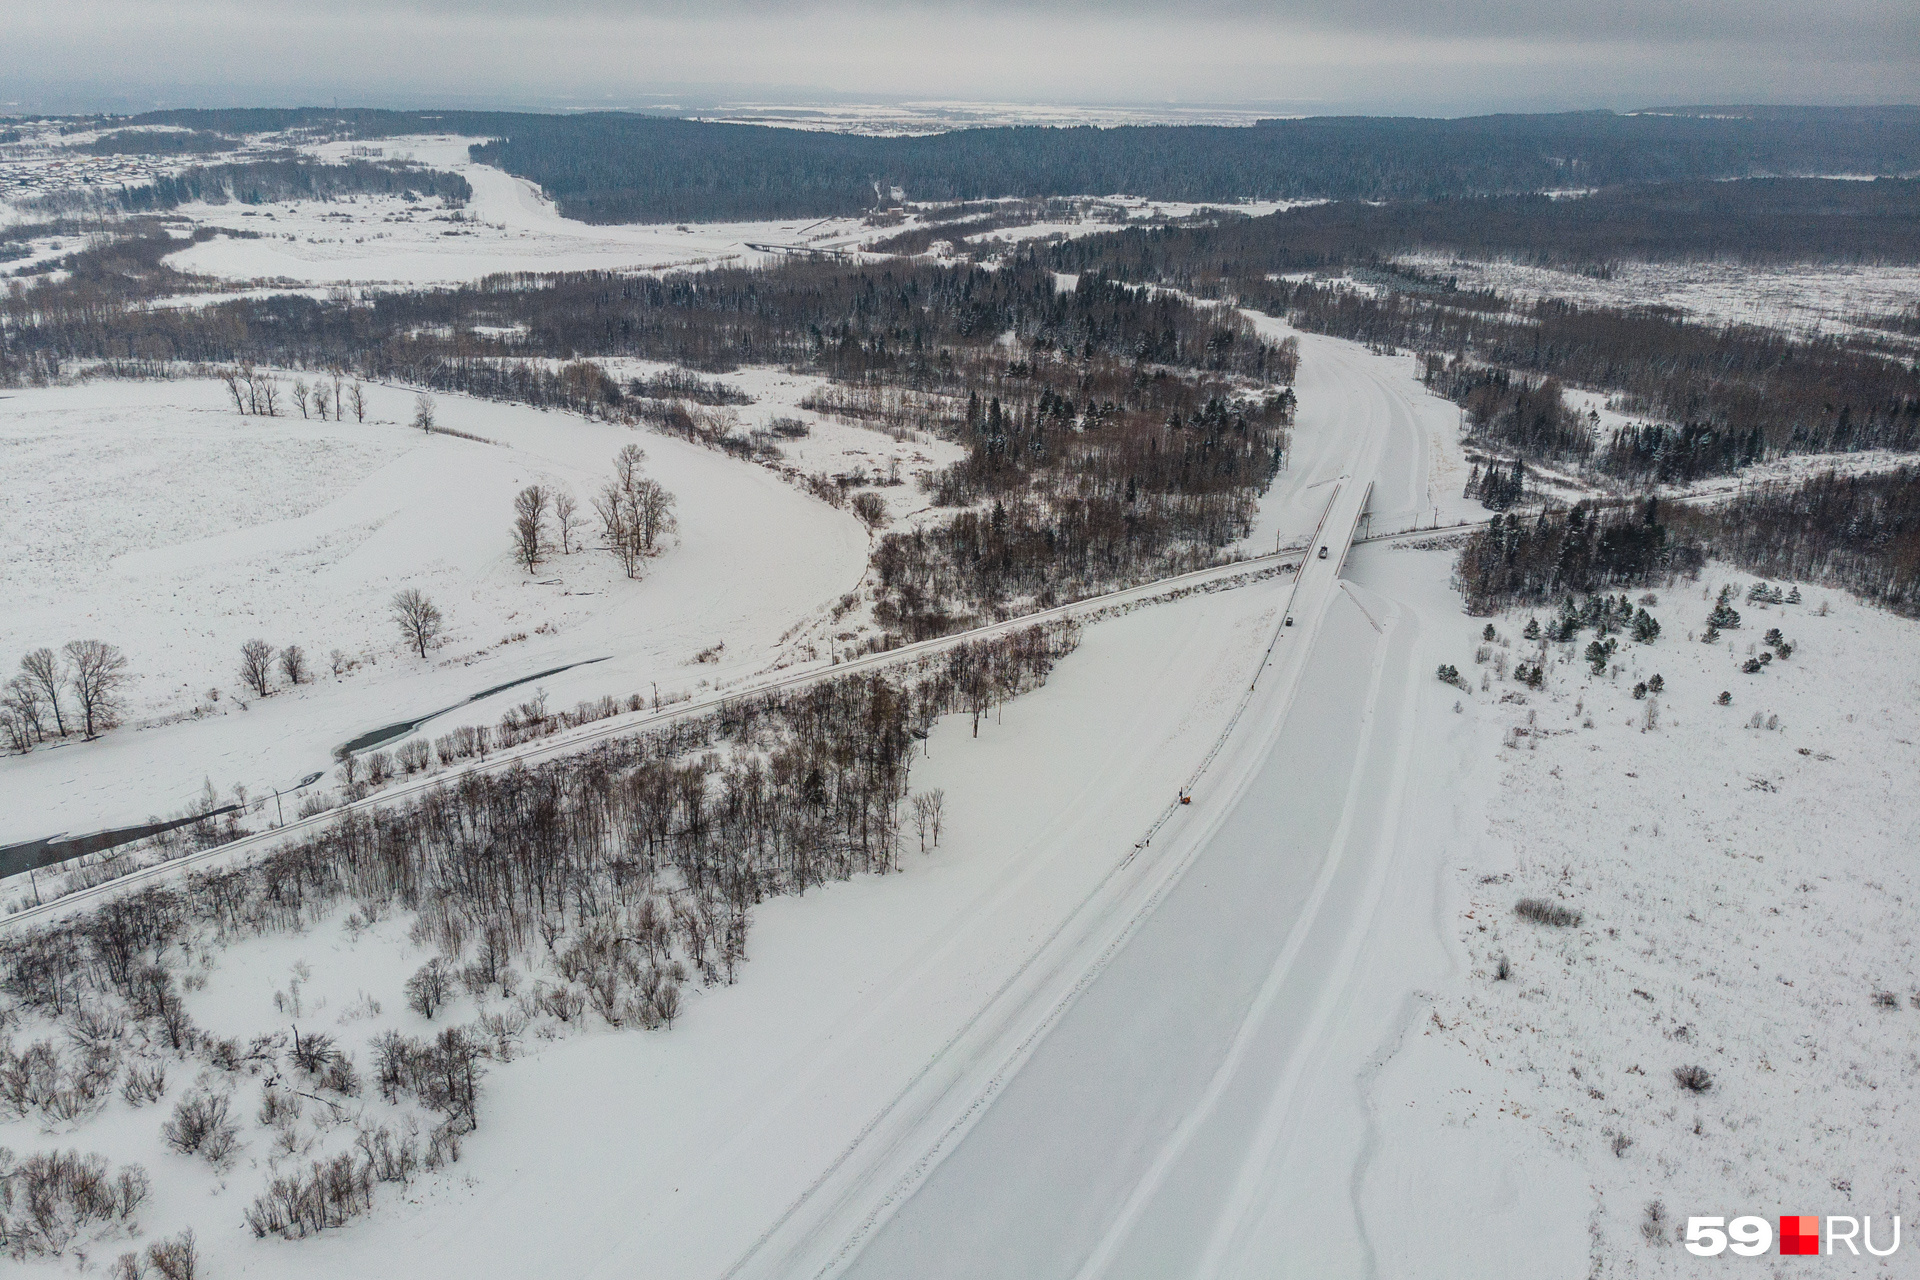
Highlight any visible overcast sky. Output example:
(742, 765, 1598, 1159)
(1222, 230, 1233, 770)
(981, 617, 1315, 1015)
(4, 0, 1916, 117)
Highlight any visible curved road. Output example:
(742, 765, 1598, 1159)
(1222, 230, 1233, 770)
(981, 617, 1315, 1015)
(731, 327, 1446, 1280)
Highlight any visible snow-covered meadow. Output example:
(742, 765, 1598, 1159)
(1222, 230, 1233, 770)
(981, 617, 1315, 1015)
(0, 374, 874, 846)
(1398, 252, 1920, 345)
(1365, 561, 1920, 1274)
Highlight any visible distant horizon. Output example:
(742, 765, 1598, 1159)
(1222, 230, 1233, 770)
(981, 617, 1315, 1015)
(6, 95, 1918, 126)
(5, 0, 1915, 121)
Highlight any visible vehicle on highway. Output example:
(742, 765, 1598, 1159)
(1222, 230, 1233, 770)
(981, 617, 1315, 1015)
(1319, 545, 1329, 559)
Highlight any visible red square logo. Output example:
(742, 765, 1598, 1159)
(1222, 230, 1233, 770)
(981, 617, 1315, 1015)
(1780, 1215, 1820, 1255)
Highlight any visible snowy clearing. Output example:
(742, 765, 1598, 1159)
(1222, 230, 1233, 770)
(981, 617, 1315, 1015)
(1398, 253, 1920, 344)
(1385, 563, 1920, 1275)
(0, 375, 868, 845)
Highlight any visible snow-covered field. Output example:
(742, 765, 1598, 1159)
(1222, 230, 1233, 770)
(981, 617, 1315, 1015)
(1381, 565, 1920, 1274)
(1399, 252, 1920, 343)
(153, 136, 878, 287)
(0, 374, 871, 844)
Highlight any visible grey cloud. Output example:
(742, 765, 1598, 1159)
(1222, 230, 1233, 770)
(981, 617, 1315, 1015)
(2, 0, 1915, 115)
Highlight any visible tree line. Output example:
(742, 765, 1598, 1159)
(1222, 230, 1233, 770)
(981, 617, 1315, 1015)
(1451, 500, 1702, 614)
(1043, 177, 1920, 274)
(1452, 466, 1920, 616)
(1, 246, 1296, 648)
(87, 106, 1920, 224)
(20, 159, 472, 217)
(1, 248, 1290, 387)
(1665, 467, 1920, 616)
(0, 625, 1077, 1186)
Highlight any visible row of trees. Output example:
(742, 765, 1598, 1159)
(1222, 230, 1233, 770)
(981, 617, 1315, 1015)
(1042, 176, 1920, 277)
(1666, 467, 1920, 616)
(2, 642, 129, 752)
(1, 248, 1293, 393)
(220, 365, 368, 421)
(1453, 466, 1920, 615)
(24, 157, 472, 217)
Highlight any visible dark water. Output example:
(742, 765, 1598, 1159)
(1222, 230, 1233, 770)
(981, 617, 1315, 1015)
(334, 656, 612, 756)
(0, 805, 242, 880)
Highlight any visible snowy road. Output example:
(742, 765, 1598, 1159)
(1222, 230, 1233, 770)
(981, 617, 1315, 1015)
(728, 329, 1457, 1280)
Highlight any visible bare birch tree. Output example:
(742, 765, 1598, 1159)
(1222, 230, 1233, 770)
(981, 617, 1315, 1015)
(511, 485, 549, 573)
(553, 491, 581, 555)
(238, 639, 276, 697)
(391, 589, 443, 659)
(19, 647, 66, 736)
(63, 639, 128, 738)
(633, 478, 677, 552)
(592, 482, 640, 577)
(347, 381, 368, 423)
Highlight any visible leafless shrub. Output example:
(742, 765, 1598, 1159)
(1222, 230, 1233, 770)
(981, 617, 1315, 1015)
(245, 1152, 374, 1238)
(120, 1062, 168, 1106)
(288, 1027, 343, 1075)
(320, 1055, 361, 1097)
(1673, 1064, 1713, 1093)
(1872, 990, 1900, 1009)
(258, 1086, 302, 1128)
(161, 1091, 236, 1160)
(204, 1032, 280, 1075)
(405, 959, 452, 1020)
(1611, 1133, 1633, 1157)
(144, 1228, 197, 1280)
(1492, 954, 1511, 981)
(1642, 1199, 1668, 1244)
(1515, 897, 1582, 927)
(395, 740, 431, 775)
(0, 1147, 149, 1259)
(366, 1027, 481, 1129)
(850, 491, 889, 531)
(0, 1037, 116, 1123)
(67, 1006, 124, 1054)
(279, 644, 309, 686)
(424, 1122, 462, 1170)
(355, 1124, 420, 1186)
